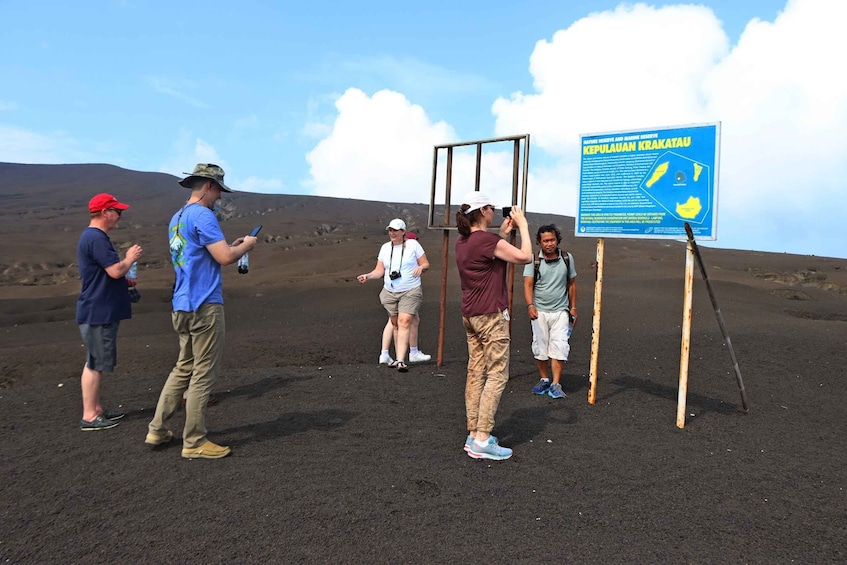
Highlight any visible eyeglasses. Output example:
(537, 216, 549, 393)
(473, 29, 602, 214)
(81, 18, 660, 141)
(106, 208, 123, 216)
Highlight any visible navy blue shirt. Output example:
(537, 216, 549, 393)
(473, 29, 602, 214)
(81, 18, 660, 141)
(76, 227, 131, 325)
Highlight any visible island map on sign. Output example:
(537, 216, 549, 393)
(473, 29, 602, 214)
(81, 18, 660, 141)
(639, 151, 711, 223)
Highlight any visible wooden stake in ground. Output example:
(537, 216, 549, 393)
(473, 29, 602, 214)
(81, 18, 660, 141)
(684, 223, 749, 413)
(588, 238, 604, 405)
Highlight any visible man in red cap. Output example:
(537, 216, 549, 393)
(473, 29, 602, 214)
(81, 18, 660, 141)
(76, 193, 143, 431)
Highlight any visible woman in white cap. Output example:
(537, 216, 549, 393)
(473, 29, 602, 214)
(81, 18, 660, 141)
(378, 231, 431, 366)
(455, 192, 531, 460)
(357, 218, 429, 372)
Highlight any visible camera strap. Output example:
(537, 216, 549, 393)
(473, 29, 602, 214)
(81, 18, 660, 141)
(389, 242, 405, 273)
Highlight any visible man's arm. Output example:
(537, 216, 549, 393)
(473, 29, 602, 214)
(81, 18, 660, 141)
(206, 237, 257, 266)
(523, 275, 538, 320)
(104, 244, 143, 279)
(568, 266, 577, 324)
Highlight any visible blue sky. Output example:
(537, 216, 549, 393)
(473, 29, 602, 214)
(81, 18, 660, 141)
(2, 0, 845, 258)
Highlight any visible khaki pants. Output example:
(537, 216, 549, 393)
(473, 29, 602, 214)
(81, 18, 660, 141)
(463, 311, 510, 434)
(148, 304, 225, 448)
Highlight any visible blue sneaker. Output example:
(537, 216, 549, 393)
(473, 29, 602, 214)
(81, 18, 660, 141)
(547, 382, 567, 399)
(464, 434, 498, 454)
(531, 379, 551, 395)
(468, 437, 513, 460)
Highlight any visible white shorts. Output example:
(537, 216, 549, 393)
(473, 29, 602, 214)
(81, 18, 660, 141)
(530, 310, 572, 361)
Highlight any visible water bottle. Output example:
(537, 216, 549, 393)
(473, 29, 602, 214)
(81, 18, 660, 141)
(127, 262, 141, 302)
(237, 253, 249, 274)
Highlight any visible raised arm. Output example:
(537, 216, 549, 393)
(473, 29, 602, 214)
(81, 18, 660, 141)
(494, 207, 532, 264)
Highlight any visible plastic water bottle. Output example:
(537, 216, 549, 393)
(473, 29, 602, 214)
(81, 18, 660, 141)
(127, 262, 141, 302)
(237, 253, 249, 274)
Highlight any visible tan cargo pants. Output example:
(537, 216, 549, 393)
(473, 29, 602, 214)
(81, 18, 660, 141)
(462, 310, 511, 434)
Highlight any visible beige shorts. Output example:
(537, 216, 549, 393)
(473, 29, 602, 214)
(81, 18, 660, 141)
(379, 285, 423, 317)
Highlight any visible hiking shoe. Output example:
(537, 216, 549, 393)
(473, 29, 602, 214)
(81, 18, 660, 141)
(468, 437, 512, 460)
(182, 440, 231, 460)
(145, 430, 174, 446)
(531, 379, 551, 395)
(379, 352, 394, 365)
(102, 409, 124, 420)
(409, 351, 431, 363)
(80, 415, 119, 431)
(548, 383, 567, 399)
(396, 361, 408, 373)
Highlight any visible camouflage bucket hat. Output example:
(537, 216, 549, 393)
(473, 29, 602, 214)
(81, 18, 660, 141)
(178, 163, 233, 193)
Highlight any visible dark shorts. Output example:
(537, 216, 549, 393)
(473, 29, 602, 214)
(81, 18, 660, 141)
(79, 323, 120, 372)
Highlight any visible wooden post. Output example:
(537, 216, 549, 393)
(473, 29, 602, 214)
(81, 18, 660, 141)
(677, 241, 695, 428)
(683, 223, 749, 412)
(588, 238, 604, 404)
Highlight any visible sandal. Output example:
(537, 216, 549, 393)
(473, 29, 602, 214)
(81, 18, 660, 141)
(388, 360, 400, 369)
(396, 361, 408, 373)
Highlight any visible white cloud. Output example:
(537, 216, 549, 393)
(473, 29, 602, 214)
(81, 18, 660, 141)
(305, 88, 458, 203)
(490, 0, 847, 257)
(159, 131, 227, 178)
(493, 4, 726, 158)
(0, 125, 92, 163)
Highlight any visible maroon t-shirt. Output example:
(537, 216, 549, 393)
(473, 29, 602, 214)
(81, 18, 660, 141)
(455, 230, 508, 317)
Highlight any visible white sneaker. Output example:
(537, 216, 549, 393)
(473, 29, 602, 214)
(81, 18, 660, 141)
(409, 351, 431, 363)
(379, 352, 394, 365)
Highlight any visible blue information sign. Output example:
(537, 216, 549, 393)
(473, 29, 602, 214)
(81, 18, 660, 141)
(576, 122, 720, 240)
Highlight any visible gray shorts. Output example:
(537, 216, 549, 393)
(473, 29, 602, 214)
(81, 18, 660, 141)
(79, 323, 120, 372)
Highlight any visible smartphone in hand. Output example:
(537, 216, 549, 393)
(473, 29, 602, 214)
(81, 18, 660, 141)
(249, 225, 263, 237)
(502, 206, 512, 218)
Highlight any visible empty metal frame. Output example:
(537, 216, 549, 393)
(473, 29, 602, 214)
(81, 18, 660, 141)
(427, 134, 530, 229)
(428, 134, 531, 366)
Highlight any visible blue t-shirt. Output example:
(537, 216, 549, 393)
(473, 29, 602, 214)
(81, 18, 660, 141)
(168, 203, 226, 312)
(76, 227, 131, 325)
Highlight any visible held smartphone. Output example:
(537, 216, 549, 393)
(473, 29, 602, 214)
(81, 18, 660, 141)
(502, 206, 512, 218)
(249, 225, 263, 237)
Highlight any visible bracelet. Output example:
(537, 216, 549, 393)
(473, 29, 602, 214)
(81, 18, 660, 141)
(528, 304, 534, 308)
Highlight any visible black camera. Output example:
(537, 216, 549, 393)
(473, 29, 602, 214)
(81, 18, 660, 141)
(389, 271, 401, 280)
(502, 206, 513, 218)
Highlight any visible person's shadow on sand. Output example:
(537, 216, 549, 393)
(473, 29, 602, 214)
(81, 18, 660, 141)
(494, 403, 576, 448)
(122, 375, 314, 423)
(219, 409, 356, 447)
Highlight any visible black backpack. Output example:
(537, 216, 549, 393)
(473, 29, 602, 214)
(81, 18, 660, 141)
(533, 249, 571, 288)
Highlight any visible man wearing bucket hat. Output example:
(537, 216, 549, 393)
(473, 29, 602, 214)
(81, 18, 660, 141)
(146, 163, 257, 459)
(76, 193, 143, 431)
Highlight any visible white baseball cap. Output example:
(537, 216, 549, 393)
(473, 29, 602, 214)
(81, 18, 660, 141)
(461, 191, 494, 214)
(386, 218, 406, 230)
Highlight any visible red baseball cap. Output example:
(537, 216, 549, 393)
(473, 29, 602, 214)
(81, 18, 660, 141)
(89, 193, 130, 213)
